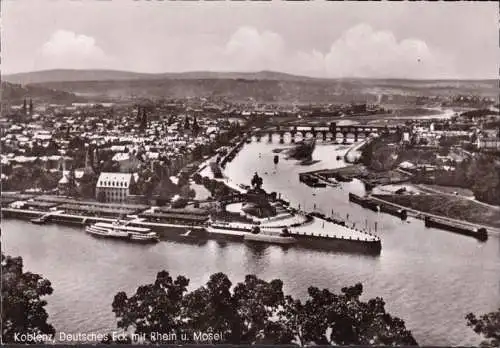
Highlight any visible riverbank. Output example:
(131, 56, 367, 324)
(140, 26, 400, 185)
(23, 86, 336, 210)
(4, 138, 500, 347)
(370, 194, 500, 232)
(1, 203, 382, 255)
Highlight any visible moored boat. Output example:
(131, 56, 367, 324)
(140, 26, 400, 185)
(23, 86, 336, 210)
(85, 221, 159, 243)
(244, 227, 297, 245)
(30, 217, 47, 225)
(424, 216, 487, 241)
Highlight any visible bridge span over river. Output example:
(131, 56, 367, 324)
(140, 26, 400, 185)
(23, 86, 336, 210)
(252, 122, 397, 142)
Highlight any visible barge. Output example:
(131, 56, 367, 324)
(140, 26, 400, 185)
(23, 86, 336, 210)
(348, 193, 380, 212)
(299, 173, 327, 188)
(424, 216, 487, 241)
(379, 203, 407, 220)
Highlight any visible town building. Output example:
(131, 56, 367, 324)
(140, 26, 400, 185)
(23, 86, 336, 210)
(95, 172, 135, 203)
(476, 136, 500, 151)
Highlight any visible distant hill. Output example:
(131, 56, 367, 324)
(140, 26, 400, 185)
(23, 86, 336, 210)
(25, 78, 499, 104)
(3, 69, 498, 104)
(1, 81, 82, 104)
(3, 69, 315, 85)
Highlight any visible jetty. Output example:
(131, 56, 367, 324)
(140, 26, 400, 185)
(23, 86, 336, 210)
(30, 210, 64, 224)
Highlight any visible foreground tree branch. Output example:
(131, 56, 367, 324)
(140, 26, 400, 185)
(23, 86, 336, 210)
(111, 271, 418, 346)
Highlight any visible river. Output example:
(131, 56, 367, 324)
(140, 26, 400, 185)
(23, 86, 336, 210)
(2, 138, 499, 346)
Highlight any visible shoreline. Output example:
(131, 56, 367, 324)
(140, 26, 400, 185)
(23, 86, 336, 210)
(1, 205, 382, 255)
(367, 195, 500, 235)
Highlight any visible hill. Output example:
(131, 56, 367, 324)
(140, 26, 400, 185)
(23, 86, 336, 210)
(1, 81, 82, 105)
(3, 69, 315, 85)
(26, 78, 499, 104)
(3, 69, 498, 104)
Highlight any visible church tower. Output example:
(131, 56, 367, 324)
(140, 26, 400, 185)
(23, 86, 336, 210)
(22, 98, 27, 115)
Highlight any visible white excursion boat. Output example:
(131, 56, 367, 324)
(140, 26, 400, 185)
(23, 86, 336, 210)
(85, 221, 160, 243)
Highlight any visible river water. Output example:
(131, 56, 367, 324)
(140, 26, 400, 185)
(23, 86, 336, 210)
(2, 138, 500, 346)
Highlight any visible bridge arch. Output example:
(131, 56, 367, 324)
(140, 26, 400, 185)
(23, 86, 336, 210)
(345, 133, 356, 142)
(335, 132, 345, 142)
(357, 132, 367, 140)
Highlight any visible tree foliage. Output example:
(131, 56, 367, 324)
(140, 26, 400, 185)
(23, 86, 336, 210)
(110, 271, 418, 346)
(1, 253, 55, 343)
(466, 308, 500, 348)
(3, 165, 62, 192)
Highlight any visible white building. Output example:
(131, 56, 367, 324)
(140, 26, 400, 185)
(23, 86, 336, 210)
(96, 172, 134, 203)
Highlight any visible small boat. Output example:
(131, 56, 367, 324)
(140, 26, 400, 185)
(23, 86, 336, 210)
(86, 221, 159, 243)
(244, 226, 297, 245)
(244, 231, 297, 245)
(181, 230, 192, 237)
(31, 217, 47, 225)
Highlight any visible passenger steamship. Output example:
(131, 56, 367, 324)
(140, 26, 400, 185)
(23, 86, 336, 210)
(86, 220, 160, 243)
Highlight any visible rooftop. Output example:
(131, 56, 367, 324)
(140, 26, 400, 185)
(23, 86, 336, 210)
(96, 172, 133, 188)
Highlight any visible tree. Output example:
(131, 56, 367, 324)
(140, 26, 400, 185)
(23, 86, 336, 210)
(180, 185, 196, 199)
(101, 160, 120, 173)
(7, 166, 31, 191)
(97, 190, 106, 202)
(466, 308, 500, 347)
(38, 171, 62, 191)
(1, 253, 55, 343)
(111, 271, 190, 344)
(110, 272, 418, 346)
(277, 283, 417, 346)
(78, 171, 98, 198)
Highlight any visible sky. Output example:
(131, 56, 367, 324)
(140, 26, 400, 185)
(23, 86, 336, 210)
(2, 1, 499, 79)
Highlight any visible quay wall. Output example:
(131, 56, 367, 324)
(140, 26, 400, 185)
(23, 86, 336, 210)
(369, 196, 494, 240)
(293, 234, 381, 255)
(2, 208, 381, 254)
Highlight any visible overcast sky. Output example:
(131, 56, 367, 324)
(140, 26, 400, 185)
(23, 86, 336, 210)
(2, 1, 499, 79)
